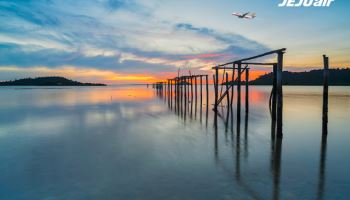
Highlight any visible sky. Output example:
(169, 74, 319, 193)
(0, 0, 349, 83)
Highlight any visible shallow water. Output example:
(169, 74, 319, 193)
(0, 85, 349, 200)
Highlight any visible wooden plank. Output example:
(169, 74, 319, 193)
(218, 48, 286, 67)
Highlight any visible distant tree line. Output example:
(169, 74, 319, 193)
(223, 68, 350, 86)
(0, 76, 106, 86)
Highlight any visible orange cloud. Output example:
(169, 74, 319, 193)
(0, 66, 158, 84)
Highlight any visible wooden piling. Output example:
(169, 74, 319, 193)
(213, 73, 218, 126)
(276, 52, 284, 138)
(175, 79, 177, 111)
(237, 62, 242, 120)
(184, 77, 187, 112)
(206, 75, 209, 106)
(194, 76, 198, 117)
(322, 55, 329, 135)
(231, 64, 235, 105)
(200, 76, 203, 121)
(195, 76, 198, 106)
(170, 80, 173, 108)
(190, 76, 193, 116)
(245, 68, 249, 113)
(200, 76, 203, 107)
(164, 81, 167, 97)
(272, 64, 278, 125)
(225, 72, 230, 107)
(214, 67, 219, 111)
(180, 77, 183, 115)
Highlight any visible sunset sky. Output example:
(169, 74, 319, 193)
(0, 0, 349, 83)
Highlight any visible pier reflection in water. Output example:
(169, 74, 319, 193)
(0, 85, 349, 199)
(156, 83, 346, 200)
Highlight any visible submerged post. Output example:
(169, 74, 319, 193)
(195, 76, 198, 105)
(322, 55, 329, 136)
(184, 77, 187, 111)
(225, 72, 230, 107)
(272, 64, 278, 125)
(200, 76, 203, 120)
(180, 77, 183, 115)
(170, 80, 173, 108)
(190, 76, 193, 117)
(231, 64, 235, 105)
(164, 81, 167, 98)
(194, 76, 198, 117)
(200, 76, 203, 107)
(206, 75, 209, 106)
(174, 79, 177, 111)
(237, 62, 242, 120)
(276, 51, 284, 138)
(214, 67, 219, 111)
(245, 68, 249, 113)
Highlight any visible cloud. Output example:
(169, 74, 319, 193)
(0, 66, 157, 83)
(0, 0, 271, 82)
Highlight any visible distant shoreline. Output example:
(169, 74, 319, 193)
(0, 76, 107, 86)
(223, 68, 350, 86)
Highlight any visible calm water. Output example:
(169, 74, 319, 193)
(0, 85, 349, 200)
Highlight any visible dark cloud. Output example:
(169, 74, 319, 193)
(0, 43, 175, 73)
(0, 1, 271, 80)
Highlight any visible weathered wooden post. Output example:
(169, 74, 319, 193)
(184, 77, 187, 119)
(225, 72, 230, 107)
(187, 76, 190, 106)
(322, 55, 329, 136)
(174, 79, 177, 111)
(176, 78, 180, 113)
(272, 64, 278, 126)
(190, 76, 193, 116)
(224, 72, 231, 133)
(237, 62, 242, 121)
(180, 77, 183, 115)
(206, 75, 209, 106)
(205, 75, 209, 127)
(194, 76, 198, 117)
(200, 75, 203, 121)
(168, 80, 171, 99)
(214, 66, 219, 112)
(164, 81, 167, 97)
(167, 81, 170, 105)
(184, 77, 187, 112)
(231, 64, 235, 105)
(213, 73, 218, 126)
(245, 68, 249, 113)
(276, 51, 284, 138)
(170, 79, 172, 108)
(200, 76, 203, 106)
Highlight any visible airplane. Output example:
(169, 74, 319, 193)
(232, 12, 256, 19)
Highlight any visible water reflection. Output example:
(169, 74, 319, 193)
(317, 134, 328, 200)
(156, 84, 338, 200)
(0, 85, 349, 199)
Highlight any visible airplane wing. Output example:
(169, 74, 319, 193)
(241, 12, 250, 17)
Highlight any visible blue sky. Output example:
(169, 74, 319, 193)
(0, 0, 349, 83)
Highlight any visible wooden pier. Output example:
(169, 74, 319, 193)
(212, 48, 286, 138)
(153, 50, 332, 141)
(153, 74, 210, 123)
